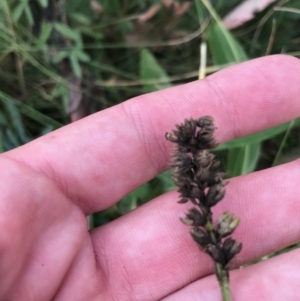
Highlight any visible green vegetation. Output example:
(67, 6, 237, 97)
(1, 0, 300, 227)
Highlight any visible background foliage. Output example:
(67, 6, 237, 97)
(1, 0, 300, 230)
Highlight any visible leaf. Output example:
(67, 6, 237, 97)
(40, 126, 54, 136)
(52, 84, 69, 110)
(70, 51, 82, 78)
(227, 143, 260, 177)
(54, 23, 81, 43)
(24, 5, 34, 26)
(117, 184, 150, 214)
(0, 112, 7, 127)
(117, 195, 138, 214)
(223, 0, 277, 29)
(75, 49, 90, 62)
(216, 120, 300, 151)
(37, 0, 49, 8)
(4, 100, 29, 144)
(52, 51, 69, 64)
(139, 48, 171, 93)
(5, 128, 20, 149)
(207, 22, 248, 64)
(201, 0, 247, 64)
(0, 92, 62, 129)
(39, 23, 53, 43)
(79, 27, 104, 39)
(156, 170, 176, 191)
(201, 0, 256, 176)
(70, 13, 92, 25)
(217, 117, 300, 175)
(12, 1, 27, 22)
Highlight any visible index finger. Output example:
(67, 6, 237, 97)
(4, 55, 300, 213)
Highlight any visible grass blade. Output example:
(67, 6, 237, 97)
(140, 48, 171, 93)
(0, 91, 62, 129)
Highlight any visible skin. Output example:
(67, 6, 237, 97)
(1, 54, 300, 301)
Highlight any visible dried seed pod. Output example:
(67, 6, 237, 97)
(182, 118, 196, 137)
(190, 198, 200, 205)
(166, 118, 198, 152)
(190, 227, 211, 247)
(180, 217, 194, 226)
(196, 116, 215, 128)
(217, 212, 240, 238)
(206, 183, 225, 207)
(195, 117, 218, 150)
(177, 198, 189, 204)
(222, 238, 243, 265)
(166, 116, 242, 298)
(170, 152, 193, 169)
(194, 150, 215, 168)
(190, 186, 203, 199)
(165, 132, 179, 143)
(206, 244, 224, 264)
(186, 208, 206, 226)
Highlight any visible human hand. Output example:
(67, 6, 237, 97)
(2, 55, 300, 301)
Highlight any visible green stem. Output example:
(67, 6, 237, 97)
(216, 263, 232, 301)
(203, 208, 232, 301)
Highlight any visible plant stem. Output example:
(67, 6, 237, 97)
(216, 263, 232, 301)
(203, 208, 232, 301)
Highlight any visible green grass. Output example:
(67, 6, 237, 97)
(1, 0, 300, 226)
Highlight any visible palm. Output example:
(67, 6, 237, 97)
(0, 157, 100, 300)
(2, 55, 300, 301)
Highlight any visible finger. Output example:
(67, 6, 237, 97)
(91, 159, 300, 300)
(162, 248, 300, 301)
(5, 55, 300, 213)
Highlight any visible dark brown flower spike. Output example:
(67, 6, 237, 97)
(166, 116, 242, 301)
